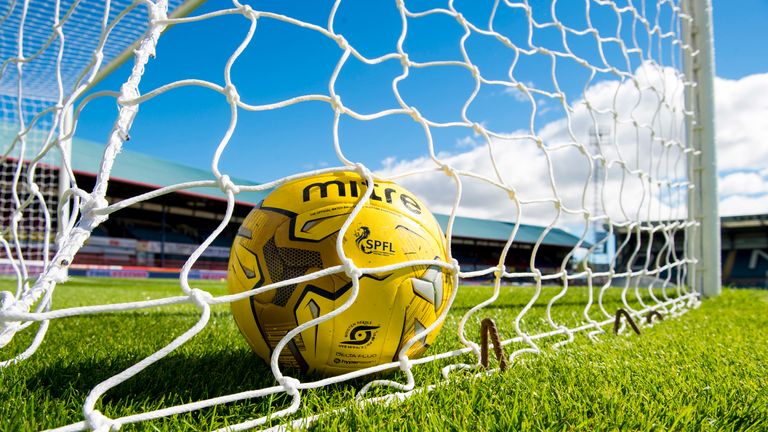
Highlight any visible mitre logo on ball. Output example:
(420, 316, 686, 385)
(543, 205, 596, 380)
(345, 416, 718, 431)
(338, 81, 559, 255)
(227, 171, 454, 376)
(301, 176, 423, 215)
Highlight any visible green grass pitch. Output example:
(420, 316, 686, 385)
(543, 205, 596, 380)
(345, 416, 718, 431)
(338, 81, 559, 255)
(1, 278, 766, 431)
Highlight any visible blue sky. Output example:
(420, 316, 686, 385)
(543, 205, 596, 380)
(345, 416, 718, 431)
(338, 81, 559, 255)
(79, 1, 677, 174)
(75, 0, 768, 223)
(711, 0, 768, 79)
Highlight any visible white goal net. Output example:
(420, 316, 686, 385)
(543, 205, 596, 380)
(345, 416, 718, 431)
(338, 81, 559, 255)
(1, 0, 716, 430)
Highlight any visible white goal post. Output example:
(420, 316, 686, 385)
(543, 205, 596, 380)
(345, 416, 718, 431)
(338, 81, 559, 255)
(1, 0, 719, 430)
(682, 0, 720, 298)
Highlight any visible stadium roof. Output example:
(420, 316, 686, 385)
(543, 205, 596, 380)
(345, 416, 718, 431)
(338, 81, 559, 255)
(721, 213, 768, 229)
(434, 214, 586, 249)
(64, 135, 584, 249)
(71, 136, 268, 204)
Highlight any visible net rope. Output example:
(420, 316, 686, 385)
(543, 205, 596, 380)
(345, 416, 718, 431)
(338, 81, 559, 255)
(1, 0, 703, 430)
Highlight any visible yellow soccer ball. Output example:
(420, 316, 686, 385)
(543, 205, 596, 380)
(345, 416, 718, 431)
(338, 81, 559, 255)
(227, 171, 454, 376)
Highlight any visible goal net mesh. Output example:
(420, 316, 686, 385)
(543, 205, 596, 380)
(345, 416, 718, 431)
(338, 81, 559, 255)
(1, 0, 703, 430)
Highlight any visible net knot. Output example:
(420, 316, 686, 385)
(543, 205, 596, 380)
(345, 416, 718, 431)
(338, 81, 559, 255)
(341, 258, 362, 280)
(399, 53, 409, 67)
(85, 410, 121, 431)
(470, 64, 480, 79)
(217, 175, 240, 195)
(532, 267, 542, 280)
(81, 195, 109, 220)
(188, 288, 213, 306)
(449, 258, 461, 275)
(224, 84, 240, 105)
(455, 12, 467, 27)
(407, 106, 423, 122)
(330, 94, 343, 112)
(116, 91, 138, 106)
(398, 355, 412, 372)
(352, 163, 373, 187)
(439, 164, 456, 177)
(240, 3, 256, 18)
(353, 162, 371, 178)
(278, 376, 301, 396)
(334, 35, 349, 51)
(27, 182, 40, 195)
(493, 264, 505, 279)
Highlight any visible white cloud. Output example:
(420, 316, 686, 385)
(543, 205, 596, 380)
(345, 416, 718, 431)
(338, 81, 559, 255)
(719, 171, 768, 196)
(455, 136, 479, 148)
(711, 73, 768, 214)
(714, 73, 768, 173)
(378, 65, 768, 228)
(719, 194, 768, 217)
(379, 61, 690, 230)
(536, 98, 553, 116)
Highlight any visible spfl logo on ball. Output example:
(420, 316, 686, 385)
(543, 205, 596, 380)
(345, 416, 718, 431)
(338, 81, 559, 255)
(354, 226, 395, 256)
(341, 321, 380, 347)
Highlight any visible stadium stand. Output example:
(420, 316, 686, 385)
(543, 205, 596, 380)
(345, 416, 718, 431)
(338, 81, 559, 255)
(612, 214, 768, 288)
(5, 135, 587, 280)
(721, 214, 768, 287)
(435, 214, 578, 279)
